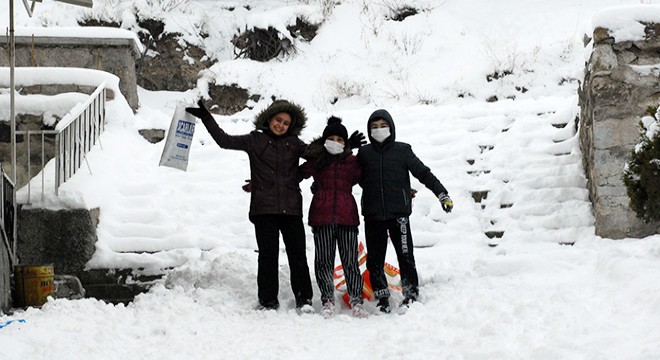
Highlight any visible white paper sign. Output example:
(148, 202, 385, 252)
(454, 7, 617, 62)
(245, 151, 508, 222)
(159, 103, 196, 171)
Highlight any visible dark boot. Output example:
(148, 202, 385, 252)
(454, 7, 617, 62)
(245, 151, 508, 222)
(258, 300, 280, 311)
(399, 296, 416, 308)
(377, 297, 391, 313)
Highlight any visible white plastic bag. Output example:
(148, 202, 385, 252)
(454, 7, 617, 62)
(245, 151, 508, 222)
(159, 103, 196, 171)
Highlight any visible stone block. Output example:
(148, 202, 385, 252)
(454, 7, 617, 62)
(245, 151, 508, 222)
(138, 129, 165, 144)
(591, 44, 618, 71)
(592, 148, 629, 184)
(16, 208, 98, 275)
(592, 119, 640, 149)
(595, 202, 660, 238)
(593, 27, 614, 44)
(595, 184, 627, 198)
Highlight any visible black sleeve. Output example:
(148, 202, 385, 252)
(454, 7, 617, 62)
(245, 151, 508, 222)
(200, 116, 253, 151)
(404, 144, 448, 196)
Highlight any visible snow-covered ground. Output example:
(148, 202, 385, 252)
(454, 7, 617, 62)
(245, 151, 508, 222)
(1, 1, 660, 359)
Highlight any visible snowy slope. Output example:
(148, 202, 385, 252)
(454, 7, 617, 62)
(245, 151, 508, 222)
(1, 1, 660, 359)
(11, 0, 606, 270)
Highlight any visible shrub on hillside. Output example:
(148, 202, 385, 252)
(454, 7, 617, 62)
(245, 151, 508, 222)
(623, 105, 660, 223)
(232, 27, 292, 62)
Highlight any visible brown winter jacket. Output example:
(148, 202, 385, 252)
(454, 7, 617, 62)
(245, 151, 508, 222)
(200, 100, 307, 216)
(300, 138, 362, 227)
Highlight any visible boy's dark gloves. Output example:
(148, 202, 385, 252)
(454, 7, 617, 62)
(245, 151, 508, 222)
(439, 193, 453, 213)
(348, 131, 367, 149)
(185, 100, 213, 121)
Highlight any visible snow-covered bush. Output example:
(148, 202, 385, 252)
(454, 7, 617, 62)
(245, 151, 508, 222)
(298, 0, 335, 18)
(623, 105, 660, 223)
(144, 0, 189, 12)
(232, 27, 292, 62)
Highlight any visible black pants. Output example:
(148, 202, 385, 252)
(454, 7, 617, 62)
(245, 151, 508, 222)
(313, 224, 363, 306)
(250, 214, 313, 308)
(365, 217, 419, 300)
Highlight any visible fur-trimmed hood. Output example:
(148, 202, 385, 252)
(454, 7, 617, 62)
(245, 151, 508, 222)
(253, 100, 307, 136)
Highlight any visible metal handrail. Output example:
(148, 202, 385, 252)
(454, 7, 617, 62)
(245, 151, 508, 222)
(15, 82, 106, 203)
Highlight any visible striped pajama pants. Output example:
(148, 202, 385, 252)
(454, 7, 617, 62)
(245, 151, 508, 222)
(313, 224, 363, 306)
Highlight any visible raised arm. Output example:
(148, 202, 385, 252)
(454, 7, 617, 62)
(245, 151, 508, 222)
(186, 100, 252, 151)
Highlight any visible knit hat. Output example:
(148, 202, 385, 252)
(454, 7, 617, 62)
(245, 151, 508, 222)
(322, 116, 348, 141)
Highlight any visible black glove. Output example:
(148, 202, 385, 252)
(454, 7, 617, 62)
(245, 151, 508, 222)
(242, 179, 252, 193)
(185, 100, 213, 121)
(438, 193, 453, 213)
(310, 182, 318, 194)
(348, 131, 367, 149)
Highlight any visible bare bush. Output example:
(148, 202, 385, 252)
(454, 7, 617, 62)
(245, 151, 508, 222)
(232, 27, 293, 62)
(145, 0, 189, 12)
(329, 78, 366, 100)
(390, 31, 425, 56)
(299, 0, 336, 17)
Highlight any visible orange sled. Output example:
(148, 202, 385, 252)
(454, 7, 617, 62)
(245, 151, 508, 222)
(333, 242, 402, 305)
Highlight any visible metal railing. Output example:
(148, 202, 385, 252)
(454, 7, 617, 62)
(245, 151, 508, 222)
(16, 82, 106, 202)
(0, 163, 16, 264)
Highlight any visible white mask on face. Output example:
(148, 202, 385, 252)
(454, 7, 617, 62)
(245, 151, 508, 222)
(324, 139, 345, 155)
(371, 127, 391, 143)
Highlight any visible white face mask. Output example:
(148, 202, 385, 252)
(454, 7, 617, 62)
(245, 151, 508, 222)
(324, 139, 345, 155)
(371, 127, 391, 143)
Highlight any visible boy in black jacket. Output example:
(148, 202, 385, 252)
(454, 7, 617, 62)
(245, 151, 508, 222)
(357, 109, 453, 313)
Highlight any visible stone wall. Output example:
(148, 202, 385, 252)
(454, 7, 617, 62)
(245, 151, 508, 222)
(0, 36, 140, 110)
(16, 208, 98, 276)
(14, 207, 158, 304)
(579, 24, 660, 238)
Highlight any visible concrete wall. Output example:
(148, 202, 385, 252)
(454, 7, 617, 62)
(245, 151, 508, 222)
(16, 208, 99, 276)
(0, 36, 140, 110)
(579, 25, 660, 238)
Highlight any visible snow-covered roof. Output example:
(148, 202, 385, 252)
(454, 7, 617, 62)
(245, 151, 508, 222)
(13, 27, 143, 55)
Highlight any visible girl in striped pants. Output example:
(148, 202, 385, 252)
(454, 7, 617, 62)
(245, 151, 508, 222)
(300, 116, 367, 318)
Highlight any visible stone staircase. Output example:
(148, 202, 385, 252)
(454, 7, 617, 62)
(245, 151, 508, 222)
(459, 104, 592, 247)
(14, 206, 168, 305)
(77, 269, 165, 305)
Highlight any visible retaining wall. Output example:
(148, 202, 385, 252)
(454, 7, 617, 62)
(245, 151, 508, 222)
(0, 35, 140, 110)
(578, 24, 660, 238)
